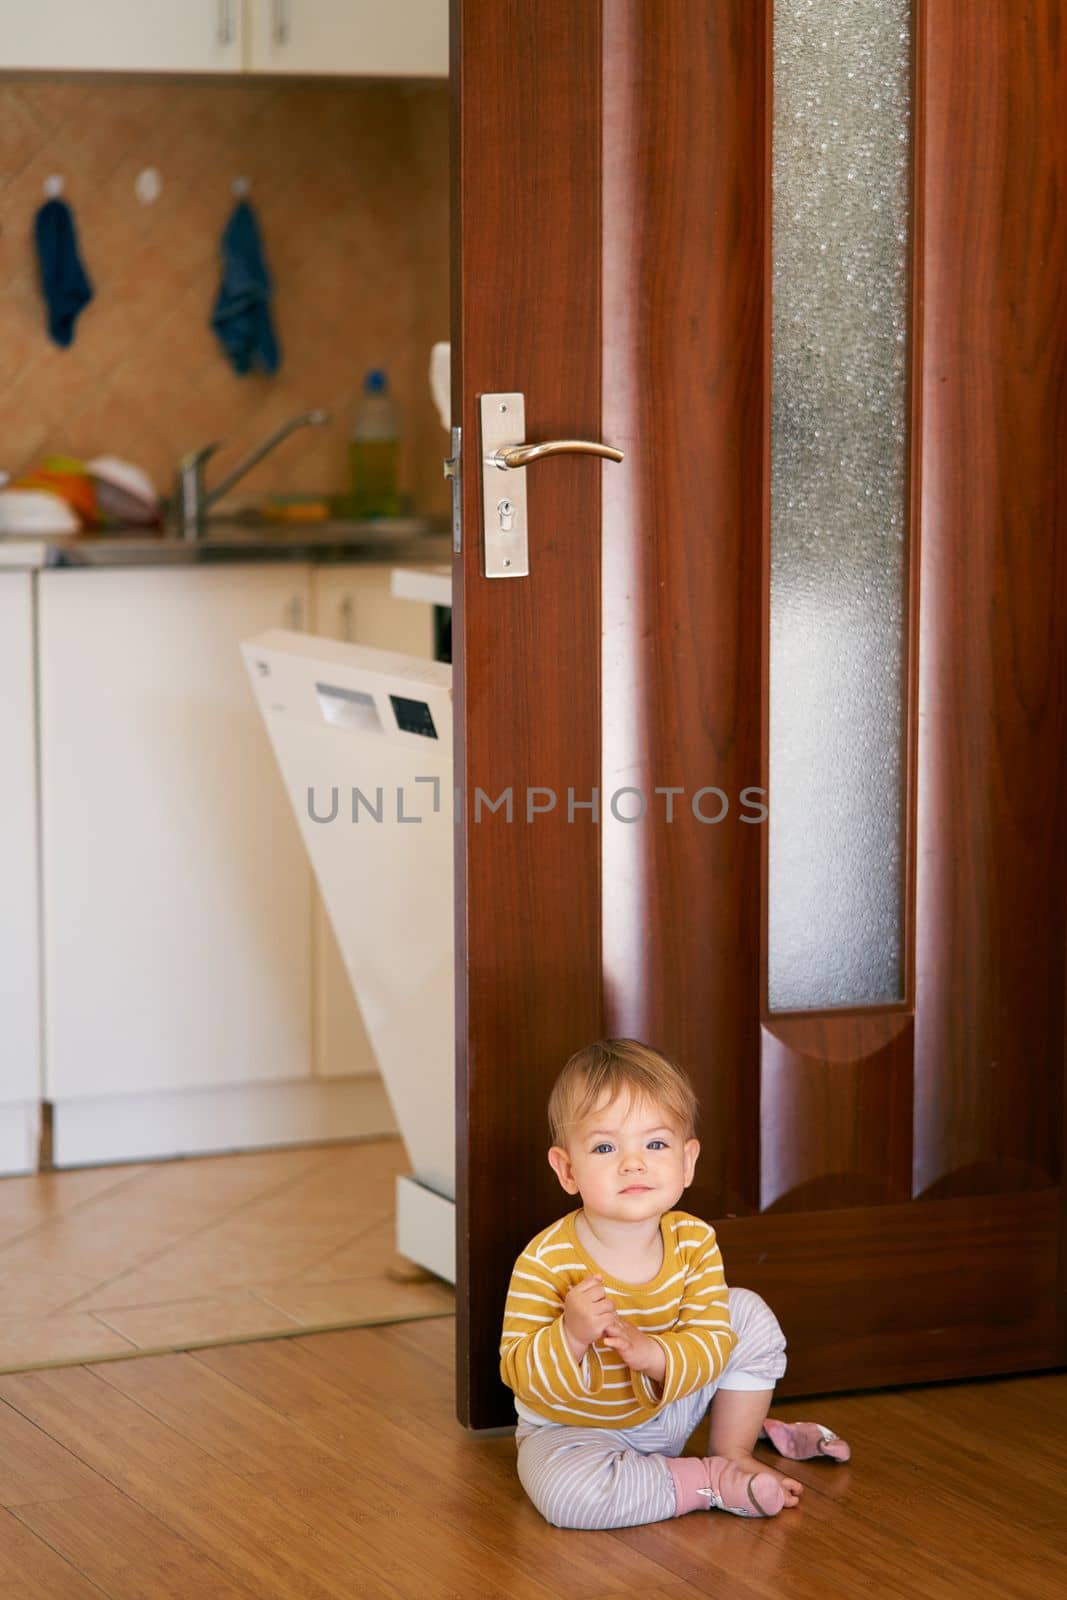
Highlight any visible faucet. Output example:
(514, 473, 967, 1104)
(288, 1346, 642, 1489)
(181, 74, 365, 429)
(173, 409, 330, 539)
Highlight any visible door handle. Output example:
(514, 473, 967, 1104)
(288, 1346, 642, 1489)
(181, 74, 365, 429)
(490, 438, 624, 469)
(479, 392, 623, 578)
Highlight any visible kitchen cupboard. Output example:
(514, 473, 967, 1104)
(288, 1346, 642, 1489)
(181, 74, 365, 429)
(37, 566, 314, 1163)
(248, 0, 447, 78)
(308, 564, 434, 1081)
(0, 2, 242, 74)
(0, 0, 446, 77)
(0, 575, 42, 1174)
(312, 561, 433, 654)
(30, 560, 428, 1169)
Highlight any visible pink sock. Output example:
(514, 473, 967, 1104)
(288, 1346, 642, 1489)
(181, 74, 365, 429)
(761, 1418, 851, 1463)
(665, 1454, 787, 1519)
(665, 1456, 711, 1516)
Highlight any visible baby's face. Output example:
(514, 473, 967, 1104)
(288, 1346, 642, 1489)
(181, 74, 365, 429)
(548, 1091, 699, 1228)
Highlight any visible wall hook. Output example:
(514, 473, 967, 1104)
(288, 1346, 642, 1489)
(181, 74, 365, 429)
(43, 174, 64, 199)
(231, 176, 250, 198)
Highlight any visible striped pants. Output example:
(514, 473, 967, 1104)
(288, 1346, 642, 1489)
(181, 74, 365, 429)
(514, 1287, 787, 1530)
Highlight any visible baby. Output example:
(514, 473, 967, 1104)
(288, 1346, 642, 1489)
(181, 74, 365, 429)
(500, 1038, 850, 1529)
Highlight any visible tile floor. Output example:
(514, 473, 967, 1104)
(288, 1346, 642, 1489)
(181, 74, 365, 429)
(0, 1136, 454, 1373)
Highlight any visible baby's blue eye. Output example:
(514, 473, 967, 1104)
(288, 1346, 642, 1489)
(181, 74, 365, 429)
(593, 1143, 613, 1154)
(648, 1140, 668, 1150)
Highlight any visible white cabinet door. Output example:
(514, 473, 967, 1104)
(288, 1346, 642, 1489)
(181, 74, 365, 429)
(38, 565, 313, 1102)
(249, 0, 447, 77)
(0, 575, 42, 1158)
(0, 1, 242, 72)
(312, 563, 435, 656)
(309, 563, 434, 1080)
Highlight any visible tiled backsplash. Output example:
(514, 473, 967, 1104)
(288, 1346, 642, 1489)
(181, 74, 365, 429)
(0, 78, 449, 515)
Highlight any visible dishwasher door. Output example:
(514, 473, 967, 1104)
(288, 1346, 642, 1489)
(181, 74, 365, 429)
(241, 628, 455, 1281)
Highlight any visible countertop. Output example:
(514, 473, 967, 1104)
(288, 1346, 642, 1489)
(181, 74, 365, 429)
(0, 517, 452, 571)
(390, 565, 452, 607)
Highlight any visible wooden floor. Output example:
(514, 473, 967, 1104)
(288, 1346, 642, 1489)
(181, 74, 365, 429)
(1, 1316, 1064, 1599)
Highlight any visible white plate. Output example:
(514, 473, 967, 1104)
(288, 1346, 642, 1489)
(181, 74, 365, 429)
(0, 490, 80, 536)
(87, 456, 158, 510)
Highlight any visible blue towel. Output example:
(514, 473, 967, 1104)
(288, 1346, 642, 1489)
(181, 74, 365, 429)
(33, 197, 93, 348)
(211, 200, 280, 376)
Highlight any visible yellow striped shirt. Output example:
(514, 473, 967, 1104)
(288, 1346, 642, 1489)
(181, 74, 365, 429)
(499, 1208, 736, 1428)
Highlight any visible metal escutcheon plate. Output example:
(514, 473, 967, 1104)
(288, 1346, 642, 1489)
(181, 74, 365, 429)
(479, 393, 529, 578)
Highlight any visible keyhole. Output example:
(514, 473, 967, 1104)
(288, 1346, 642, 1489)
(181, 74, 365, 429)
(497, 498, 515, 533)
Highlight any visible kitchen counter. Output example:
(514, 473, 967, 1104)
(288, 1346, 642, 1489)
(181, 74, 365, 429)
(0, 518, 451, 570)
(390, 564, 452, 607)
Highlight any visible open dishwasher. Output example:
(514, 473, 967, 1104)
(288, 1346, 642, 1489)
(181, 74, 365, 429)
(241, 628, 455, 1283)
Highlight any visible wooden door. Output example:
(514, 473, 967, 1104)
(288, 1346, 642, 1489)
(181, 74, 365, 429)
(452, 0, 1067, 1429)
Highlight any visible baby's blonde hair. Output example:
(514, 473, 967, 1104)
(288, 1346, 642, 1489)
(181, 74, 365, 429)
(548, 1038, 699, 1147)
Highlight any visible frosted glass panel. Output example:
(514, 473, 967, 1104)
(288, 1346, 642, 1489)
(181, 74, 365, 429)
(768, 0, 911, 1010)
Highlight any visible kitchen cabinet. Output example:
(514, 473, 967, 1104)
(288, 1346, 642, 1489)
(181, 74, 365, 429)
(248, 0, 447, 78)
(37, 565, 316, 1162)
(30, 559, 429, 1168)
(312, 562, 434, 655)
(309, 564, 434, 1081)
(0, 0, 446, 77)
(0, 575, 42, 1174)
(0, 2, 242, 74)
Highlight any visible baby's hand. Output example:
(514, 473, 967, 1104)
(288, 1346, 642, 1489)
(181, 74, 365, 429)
(602, 1317, 665, 1379)
(563, 1273, 616, 1352)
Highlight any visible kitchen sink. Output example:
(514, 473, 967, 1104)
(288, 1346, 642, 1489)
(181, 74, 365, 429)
(38, 517, 451, 567)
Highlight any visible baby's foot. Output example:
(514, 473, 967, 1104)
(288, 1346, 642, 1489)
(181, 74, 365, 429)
(760, 1418, 851, 1464)
(715, 1447, 803, 1507)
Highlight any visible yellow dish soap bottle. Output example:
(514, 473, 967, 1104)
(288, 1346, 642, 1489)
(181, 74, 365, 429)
(349, 368, 400, 517)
